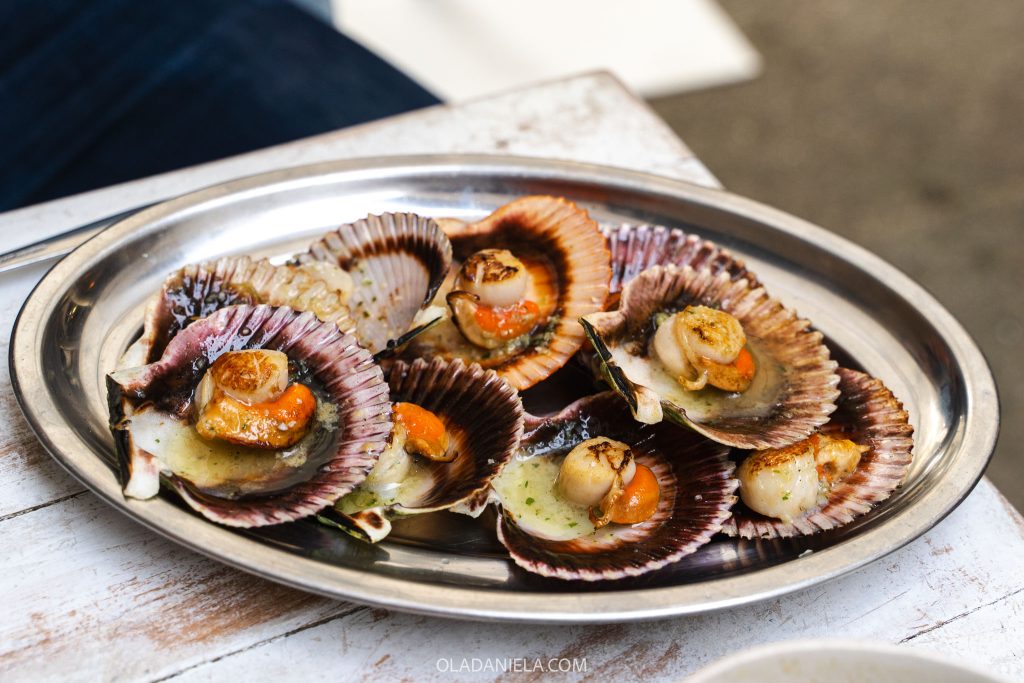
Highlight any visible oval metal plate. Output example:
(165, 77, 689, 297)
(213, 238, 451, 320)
(10, 155, 998, 623)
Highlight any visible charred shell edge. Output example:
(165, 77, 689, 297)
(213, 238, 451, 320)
(318, 507, 392, 543)
(441, 196, 612, 390)
(603, 222, 758, 296)
(722, 367, 915, 539)
(494, 392, 739, 581)
(108, 304, 392, 528)
(324, 357, 525, 542)
(582, 264, 840, 450)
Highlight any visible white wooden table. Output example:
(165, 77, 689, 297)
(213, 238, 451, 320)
(1, 72, 1021, 682)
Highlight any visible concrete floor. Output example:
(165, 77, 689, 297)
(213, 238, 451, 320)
(650, 1, 1023, 508)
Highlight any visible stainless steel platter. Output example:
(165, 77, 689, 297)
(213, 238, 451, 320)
(10, 155, 998, 623)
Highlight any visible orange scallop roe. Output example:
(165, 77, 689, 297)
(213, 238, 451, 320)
(393, 402, 450, 461)
(196, 383, 316, 449)
(472, 300, 541, 341)
(732, 346, 756, 380)
(608, 464, 660, 524)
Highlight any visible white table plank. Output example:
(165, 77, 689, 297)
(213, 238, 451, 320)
(3, 479, 1016, 682)
(0, 264, 87, 520)
(0, 72, 1019, 682)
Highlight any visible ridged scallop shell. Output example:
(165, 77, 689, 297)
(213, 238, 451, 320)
(582, 264, 840, 450)
(604, 223, 757, 298)
(722, 368, 914, 539)
(495, 392, 738, 581)
(119, 212, 451, 370)
(107, 304, 392, 527)
(119, 255, 358, 369)
(403, 196, 612, 391)
(318, 357, 524, 543)
(296, 212, 453, 354)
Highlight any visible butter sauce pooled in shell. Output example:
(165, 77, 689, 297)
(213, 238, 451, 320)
(107, 304, 392, 527)
(492, 392, 738, 581)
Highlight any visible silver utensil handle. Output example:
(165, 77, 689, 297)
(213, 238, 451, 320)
(0, 208, 143, 274)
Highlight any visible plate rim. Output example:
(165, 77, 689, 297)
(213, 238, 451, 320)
(9, 154, 1000, 623)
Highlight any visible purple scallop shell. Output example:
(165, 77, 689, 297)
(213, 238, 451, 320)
(296, 211, 453, 355)
(603, 223, 758, 298)
(722, 368, 914, 539)
(119, 256, 360, 370)
(319, 357, 524, 543)
(108, 304, 392, 527)
(582, 264, 840, 450)
(496, 392, 738, 581)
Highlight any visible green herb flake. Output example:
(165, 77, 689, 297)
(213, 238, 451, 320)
(568, 521, 578, 528)
(525, 497, 535, 506)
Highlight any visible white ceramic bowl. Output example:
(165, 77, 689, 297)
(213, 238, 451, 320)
(685, 640, 1010, 683)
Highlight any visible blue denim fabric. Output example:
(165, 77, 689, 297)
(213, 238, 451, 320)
(0, 0, 440, 212)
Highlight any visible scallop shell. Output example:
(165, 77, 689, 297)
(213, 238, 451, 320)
(582, 264, 840, 450)
(120, 212, 451, 370)
(495, 392, 738, 581)
(107, 304, 392, 527)
(403, 196, 612, 391)
(296, 212, 453, 354)
(318, 357, 524, 543)
(723, 368, 914, 539)
(604, 223, 757, 298)
(119, 255, 358, 369)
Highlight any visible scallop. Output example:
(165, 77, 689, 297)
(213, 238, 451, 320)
(581, 264, 840, 450)
(107, 304, 392, 527)
(722, 368, 914, 538)
(402, 196, 612, 391)
(492, 392, 738, 581)
(317, 357, 524, 543)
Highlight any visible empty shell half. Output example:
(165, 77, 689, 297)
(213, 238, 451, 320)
(604, 223, 758, 299)
(296, 211, 453, 354)
(118, 255, 359, 369)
